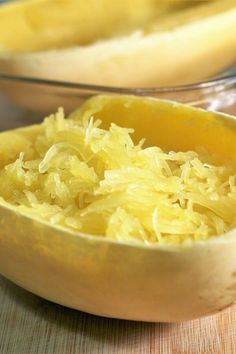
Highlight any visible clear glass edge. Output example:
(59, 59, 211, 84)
(0, 72, 236, 94)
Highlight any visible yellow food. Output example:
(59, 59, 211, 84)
(1, 100, 236, 245)
(1, 96, 236, 323)
(0, 0, 193, 53)
(0, 0, 235, 87)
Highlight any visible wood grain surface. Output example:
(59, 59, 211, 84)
(0, 275, 236, 354)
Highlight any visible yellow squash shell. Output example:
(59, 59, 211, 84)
(0, 0, 235, 86)
(0, 95, 236, 322)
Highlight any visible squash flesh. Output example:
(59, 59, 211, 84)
(0, 0, 195, 53)
(0, 102, 236, 244)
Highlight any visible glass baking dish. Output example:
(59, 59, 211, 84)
(0, 72, 236, 131)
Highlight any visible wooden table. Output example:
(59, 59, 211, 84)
(0, 275, 236, 354)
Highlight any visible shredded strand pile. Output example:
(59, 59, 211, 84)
(1, 108, 236, 245)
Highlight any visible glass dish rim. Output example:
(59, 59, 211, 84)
(0, 72, 236, 94)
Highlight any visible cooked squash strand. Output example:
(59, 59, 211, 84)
(0, 108, 236, 244)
